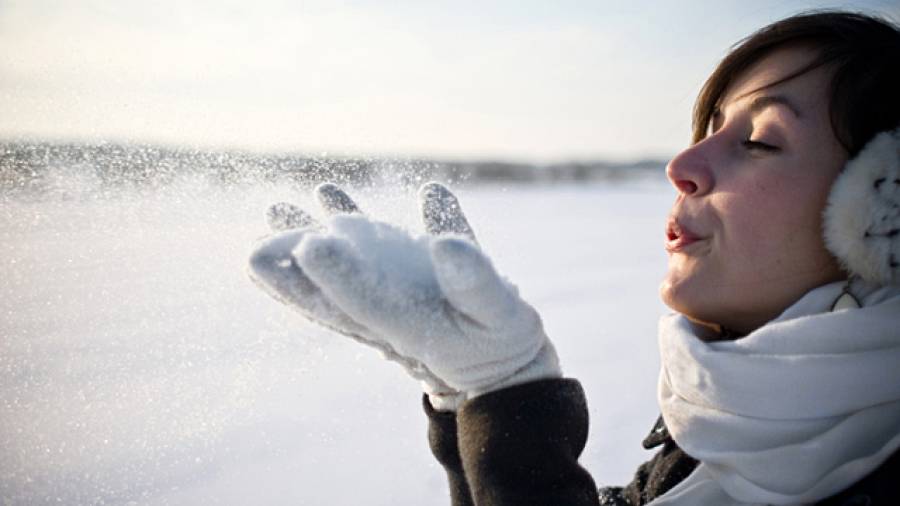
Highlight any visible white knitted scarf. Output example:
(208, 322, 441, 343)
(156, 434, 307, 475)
(652, 281, 900, 505)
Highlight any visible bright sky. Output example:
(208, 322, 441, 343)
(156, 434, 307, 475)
(1, 0, 897, 162)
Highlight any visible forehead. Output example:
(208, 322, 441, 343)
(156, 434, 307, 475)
(719, 45, 830, 112)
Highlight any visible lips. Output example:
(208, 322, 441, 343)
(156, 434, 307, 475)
(665, 217, 706, 253)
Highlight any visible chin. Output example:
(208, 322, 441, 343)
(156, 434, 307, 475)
(661, 257, 717, 317)
(659, 272, 700, 314)
(659, 276, 730, 330)
(660, 283, 696, 318)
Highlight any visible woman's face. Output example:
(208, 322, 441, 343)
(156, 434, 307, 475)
(660, 46, 848, 335)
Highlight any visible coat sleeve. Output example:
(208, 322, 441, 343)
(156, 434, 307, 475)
(425, 378, 601, 506)
(424, 379, 700, 506)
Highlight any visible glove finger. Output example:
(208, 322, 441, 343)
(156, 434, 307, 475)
(418, 182, 477, 243)
(266, 202, 318, 231)
(248, 230, 327, 311)
(248, 229, 369, 336)
(294, 234, 385, 323)
(296, 233, 449, 343)
(430, 236, 519, 330)
(316, 182, 362, 215)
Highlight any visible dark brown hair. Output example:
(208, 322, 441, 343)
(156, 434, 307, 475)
(692, 11, 900, 156)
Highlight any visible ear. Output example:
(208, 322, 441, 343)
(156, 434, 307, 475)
(823, 127, 900, 286)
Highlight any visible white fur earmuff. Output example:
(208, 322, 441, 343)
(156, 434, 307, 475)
(823, 127, 900, 286)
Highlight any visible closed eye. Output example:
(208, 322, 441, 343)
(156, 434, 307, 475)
(742, 139, 780, 152)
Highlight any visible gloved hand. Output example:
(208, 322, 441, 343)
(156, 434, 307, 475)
(248, 182, 561, 411)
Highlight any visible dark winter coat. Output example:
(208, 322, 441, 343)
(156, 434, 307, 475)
(425, 378, 900, 506)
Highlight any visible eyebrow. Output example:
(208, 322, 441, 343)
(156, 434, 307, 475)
(748, 95, 802, 119)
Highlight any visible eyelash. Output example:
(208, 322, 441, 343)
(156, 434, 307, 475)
(742, 139, 780, 152)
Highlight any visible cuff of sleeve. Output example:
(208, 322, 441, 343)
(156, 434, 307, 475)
(427, 391, 467, 412)
(458, 377, 588, 441)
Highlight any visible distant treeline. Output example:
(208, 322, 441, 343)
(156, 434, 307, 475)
(0, 141, 667, 196)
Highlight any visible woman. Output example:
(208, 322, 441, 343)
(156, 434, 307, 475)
(248, 10, 900, 505)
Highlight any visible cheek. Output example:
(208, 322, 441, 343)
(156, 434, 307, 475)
(717, 187, 785, 260)
(719, 173, 840, 286)
(720, 172, 826, 258)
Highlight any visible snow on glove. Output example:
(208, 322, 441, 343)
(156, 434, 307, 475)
(249, 182, 561, 409)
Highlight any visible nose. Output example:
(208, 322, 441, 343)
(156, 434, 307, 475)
(666, 141, 714, 197)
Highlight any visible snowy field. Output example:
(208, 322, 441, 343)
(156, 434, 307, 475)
(1, 175, 676, 505)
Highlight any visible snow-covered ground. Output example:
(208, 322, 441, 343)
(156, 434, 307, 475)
(1, 176, 675, 505)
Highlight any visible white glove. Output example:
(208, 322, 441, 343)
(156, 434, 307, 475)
(248, 182, 561, 410)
